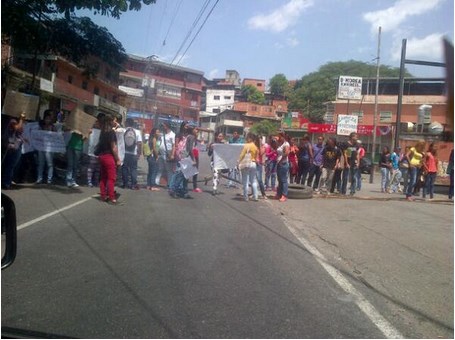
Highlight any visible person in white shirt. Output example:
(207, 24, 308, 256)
(121, 118, 142, 190)
(156, 121, 176, 188)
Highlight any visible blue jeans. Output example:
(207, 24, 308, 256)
(122, 153, 138, 188)
(147, 156, 159, 187)
(406, 167, 418, 198)
(349, 167, 358, 195)
(170, 168, 188, 197)
(298, 159, 311, 185)
(241, 163, 258, 200)
(37, 151, 54, 183)
(256, 163, 266, 196)
(380, 167, 390, 192)
(265, 160, 277, 188)
(2, 147, 22, 188)
(156, 157, 175, 187)
(355, 168, 362, 191)
(66, 148, 82, 185)
(400, 167, 409, 193)
(307, 164, 322, 189)
(423, 172, 436, 199)
(341, 168, 350, 195)
(277, 162, 289, 198)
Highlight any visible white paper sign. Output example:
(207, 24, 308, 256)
(213, 144, 244, 170)
(31, 130, 67, 153)
(338, 76, 362, 100)
(179, 157, 199, 179)
(22, 122, 40, 153)
(116, 128, 125, 163)
(86, 129, 101, 156)
(337, 114, 358, 136)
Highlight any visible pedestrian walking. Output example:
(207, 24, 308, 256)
(379, 146, 391, 193)
(276, 133, 290, 202)
(422, 143, 438, 200)
(405, 141, 426, 201)
(96, 116, 122, 205)
(121, 118, 142, 190)
(237, 132, 259, 202)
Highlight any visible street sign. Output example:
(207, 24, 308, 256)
(418, 105, 432, 124)
(379, 111, 393, 123)
(337, 76, 362, 100)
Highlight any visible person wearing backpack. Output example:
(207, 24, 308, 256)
(121, 118, 142, 190)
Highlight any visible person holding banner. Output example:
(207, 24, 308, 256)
(96, 116, 122, 205)
(2, 114, 26, 189)
(36, 110, 56, 185)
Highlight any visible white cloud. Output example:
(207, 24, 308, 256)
(363, 0, 443, 33)
(391, 33, 445, 61)
(248, 0, 314, 33)
(208, 68, 219, 79)
(274, 42, 285, 49)
(287, 37, 300, 47)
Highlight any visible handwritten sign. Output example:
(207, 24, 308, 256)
(31, 130, 67, 153)
(64, 109, 97, 137)
(116, 128, 126, 163)
(2, 90, 39, 120)
(337, 114, 358, 136)
(86, 129, 101, 156)
(338, 76, 362, 100)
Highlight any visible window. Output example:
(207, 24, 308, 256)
(82, 81, 88, 90)
(213, 108, 221, 113)
(224, 96, 231, 100)
(68, 75, 73, 84)
(251, 105, 257, 111)
(156, 83, 181, 98)
(214, 95, 220, 100)
(257, 83, 262, 87)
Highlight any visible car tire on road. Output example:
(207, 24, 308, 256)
(287, 184, 313, 199)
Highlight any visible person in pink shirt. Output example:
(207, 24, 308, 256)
(264, 136, 278, 191)
(422, 143, 438, 200)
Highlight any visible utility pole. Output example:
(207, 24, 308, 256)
(395, 39, 407, 150)
(370, 26, 381, 184)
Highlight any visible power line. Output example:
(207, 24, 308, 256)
(160, 0, 183, 52)
(170, 0, 212, 64)
(176, 0, 220, 65)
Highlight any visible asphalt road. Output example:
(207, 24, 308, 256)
(1, 154, 391, 338)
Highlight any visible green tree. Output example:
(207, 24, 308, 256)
(250, 120, 279, 137)
(241, 85, 265, 105)
(288, 60, 412, 123)
(269, 73, 289, 97)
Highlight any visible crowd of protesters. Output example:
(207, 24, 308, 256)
(2, 110, 454, 204)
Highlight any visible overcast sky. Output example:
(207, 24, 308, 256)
(79, 0, 454, 80)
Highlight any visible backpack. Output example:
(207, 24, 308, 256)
(175, 135, 188, 161)
(124, 127, 137, 152)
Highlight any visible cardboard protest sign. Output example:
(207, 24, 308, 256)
(2, 90, 39, 120)
(337, 114, 358, 136)
(116, 128, 125, 163)
(31, 130, 67, 153)
(64, 108, 97, 138)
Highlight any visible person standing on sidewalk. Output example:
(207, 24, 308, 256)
(307, 136, 324, 192)
(379, 146, 391, 193)
(96, 116, 122, 205)
(66, 131, 84, 188)
(405, 141, 426, 201)
(387, 147, 402, 193)
(355, 140, 365, 191)
(319, 137, 341, 195)
(342, 132, 360, 196)
(422, 143, 438, 201)
(237, 132, 259, 202)
(122, 118, 142, 190)
(36, 110, 56, 185)
(399, 146, 410, 194)
(276, 133, 290, 202)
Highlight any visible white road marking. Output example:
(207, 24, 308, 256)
(270, 201, 403, 338)
(17, 196, 94, 230)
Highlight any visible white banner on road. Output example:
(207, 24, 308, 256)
(213, 144, 244, 170)
(179, 157, 199, 179)
(31, 130, 67, 153)
(337, 114, 358, 136)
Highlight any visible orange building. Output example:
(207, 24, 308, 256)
(242, 78, 266, 93)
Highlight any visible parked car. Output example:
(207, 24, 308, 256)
(360, 157, 372, 174)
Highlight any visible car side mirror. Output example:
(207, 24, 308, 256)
(2, 193, 17, 269)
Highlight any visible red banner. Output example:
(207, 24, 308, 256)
(307, 124, 392, 136)
(308, 124, 337, 133)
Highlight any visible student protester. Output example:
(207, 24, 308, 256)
(156, 121, 176, 188)
(331, 142, 344, 194)
(276, 133, 290, 202)
(340, 132, 359, 196)
(405, 140, 426, 201)
(254, 135, 267, 199)
(448, 149, 454, 200)
(86, 113, 104, 188)
(379, 146, 391, 193)
(2, 113, 26, 189)
(192, 128, 202, 193)
(355, 140, 366, 191)
(96, 116, 122, 205)
(66, 131, 84, 188)
(145, 128, 161, 191)
(122, 118, 142, 190)
(264, 136, 278, 191)
(307, 136, 324, 192)
(422, 143, 438, 200)
(297, 134, 313, 185)
(36, 110, 56, 185)
(319, 137, 341, 194)
(288, 138, 299, 184)
(387, 146, 402, 193)
(237, 132, 259, 202)
(399, 146, 410, 193)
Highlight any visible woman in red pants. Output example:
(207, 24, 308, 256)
(96, 116, 122, 205)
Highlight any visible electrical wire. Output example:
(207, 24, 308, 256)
(160, 0, 183, 53)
